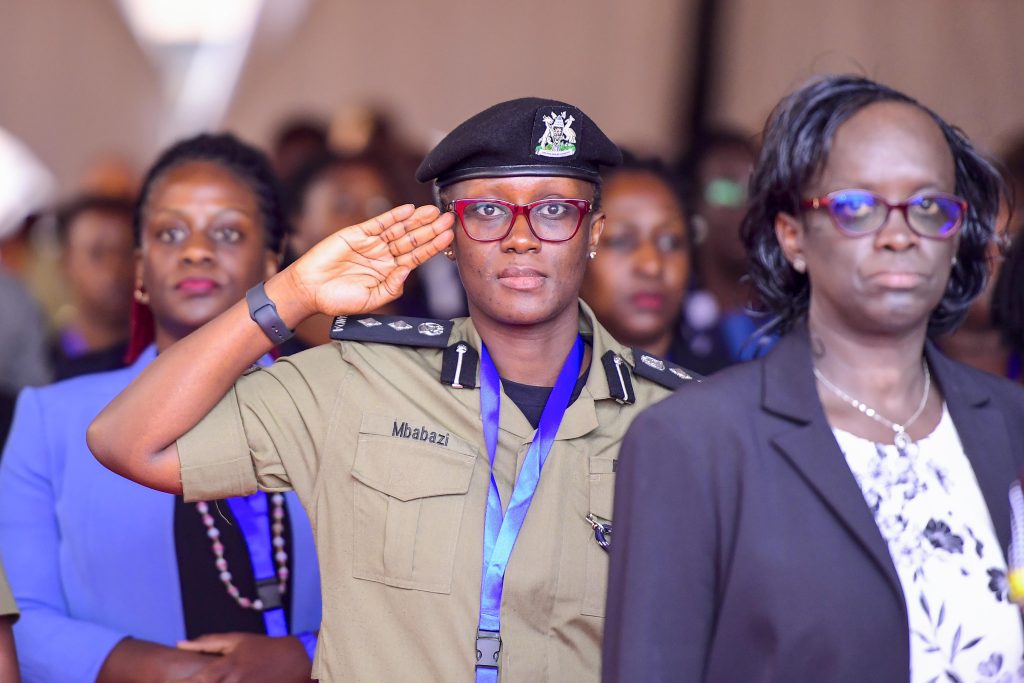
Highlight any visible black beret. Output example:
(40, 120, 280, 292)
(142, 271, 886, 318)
(416, 97, 622, 187)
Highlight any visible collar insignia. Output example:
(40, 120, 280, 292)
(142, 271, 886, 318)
(440, 342, 479, 388)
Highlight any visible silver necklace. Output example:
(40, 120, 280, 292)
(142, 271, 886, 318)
(813, 361, 931, 450)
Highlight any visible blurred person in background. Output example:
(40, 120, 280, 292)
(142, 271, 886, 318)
(940, 136, 1024, 379)
(51, 195, 135, 380)
(0, 133, 320, 683)
(0, 555, 19, 682)
(0, 128, 54, 446)
(676, 129, 763, 374)
(330, 104, 468, 320)
(280, 151, 431, 353)
(606, 75, 1021, 682)
(270, 116, 329, 187)
(580, 154, 702, 366)
(992, 227, 1024, 382)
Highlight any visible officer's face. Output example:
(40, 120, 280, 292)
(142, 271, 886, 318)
(138, 161, 277, 348)
(446, 176, 603, 328)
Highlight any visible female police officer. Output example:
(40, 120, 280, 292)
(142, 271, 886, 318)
(89, 99, 696, 682)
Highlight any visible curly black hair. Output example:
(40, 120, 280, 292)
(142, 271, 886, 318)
(741, 74, 1005, 336)
(133, 133, 290, 255)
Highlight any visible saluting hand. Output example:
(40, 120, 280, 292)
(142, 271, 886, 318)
(283, 204, 454, 319)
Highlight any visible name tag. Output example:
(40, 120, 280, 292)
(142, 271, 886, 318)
(391, 420, 451, 447)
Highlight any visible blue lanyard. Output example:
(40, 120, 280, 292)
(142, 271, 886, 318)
(475, 335, 584, 682)
(225, 494, 288, 637)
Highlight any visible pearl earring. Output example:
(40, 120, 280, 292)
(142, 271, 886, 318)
(134, 287, 149, 305)
(793, 257, 806, 273)
(588, 251, 597, 260)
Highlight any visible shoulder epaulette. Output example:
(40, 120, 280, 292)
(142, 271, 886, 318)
(630, 348, 702, 390)
(330, 314, 452, 349)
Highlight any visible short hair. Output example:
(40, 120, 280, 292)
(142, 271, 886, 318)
(604, 150, 689, 217)
(56, 194, 134, 245)
(741, 74, 1005, 336)
(133, 133, 289, 255)
(273, 118, 328, 153)
(285, 151, 400, 217)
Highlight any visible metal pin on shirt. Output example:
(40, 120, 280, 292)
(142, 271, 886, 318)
(612, 355, 630, 404)
(452, 343, 467, 388)
(586, 512, 612, 552)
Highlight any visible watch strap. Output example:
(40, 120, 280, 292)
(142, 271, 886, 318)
(246, 282, 294, 344)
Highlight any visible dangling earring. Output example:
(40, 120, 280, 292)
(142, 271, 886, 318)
(588, 251, 597, 260)
(793, 257, 806, 273)
(134, 286, 150, 305)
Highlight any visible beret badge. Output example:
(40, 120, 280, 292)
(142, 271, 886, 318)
(534, 111, 577, 158)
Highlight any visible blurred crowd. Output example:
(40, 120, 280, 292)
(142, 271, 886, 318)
(3, 108, 1024, 440)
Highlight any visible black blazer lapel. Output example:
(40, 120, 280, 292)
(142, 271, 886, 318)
(763, 330, 905, 604)
(927, 344, 1016, 554)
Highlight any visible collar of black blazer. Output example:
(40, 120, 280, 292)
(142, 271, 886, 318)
(760, 324, 1014, 606)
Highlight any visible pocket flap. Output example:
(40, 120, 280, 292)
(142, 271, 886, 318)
(352, 415, 477, 502)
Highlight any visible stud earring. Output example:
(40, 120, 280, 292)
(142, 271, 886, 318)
(443, 249, 454, 258)
(951, 255, 958, 267)
(793, 257, 806, 273)
(133, 287, 149, 305)
(588, 251, 597, 260)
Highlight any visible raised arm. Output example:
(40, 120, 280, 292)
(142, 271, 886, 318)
(87, 204, 454, 493)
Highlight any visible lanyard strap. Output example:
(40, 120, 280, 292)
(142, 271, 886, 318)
(225, 494, 288, 637)
(475, 335, 584, 682)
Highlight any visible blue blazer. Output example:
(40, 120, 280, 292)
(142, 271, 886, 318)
(0, 347, 322, 682)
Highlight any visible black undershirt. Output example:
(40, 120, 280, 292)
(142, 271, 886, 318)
(174, 495, 295, 639)
(500, 366, 590, 429)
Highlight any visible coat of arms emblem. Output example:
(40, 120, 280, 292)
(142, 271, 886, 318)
(535, 111, 577, 158)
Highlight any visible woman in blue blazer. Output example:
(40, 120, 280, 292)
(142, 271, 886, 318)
(604, 76, 1023, 682)
(0, 134, 320, 682)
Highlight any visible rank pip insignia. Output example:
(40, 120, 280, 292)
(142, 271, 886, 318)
(535, 111, 577, 158)
(418, 322, 445, 337)
(640, 354, 665, 371)
(388, 320, 413, 331)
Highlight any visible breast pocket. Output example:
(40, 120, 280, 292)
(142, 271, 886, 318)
(582, 455, 615, 617)
(350, 414, 477, 594)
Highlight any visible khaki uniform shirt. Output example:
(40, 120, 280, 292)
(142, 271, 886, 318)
(0, 558, 17, 620)
(178, 302, 683, 682)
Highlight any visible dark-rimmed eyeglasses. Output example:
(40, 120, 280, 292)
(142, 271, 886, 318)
(801, 189, 968, 239)
(447, 198, 592, 243)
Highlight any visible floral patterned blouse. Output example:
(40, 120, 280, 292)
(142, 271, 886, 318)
(833, 404, 1024, 683)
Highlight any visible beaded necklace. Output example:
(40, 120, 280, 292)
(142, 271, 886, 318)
(195, 493, 288, 611)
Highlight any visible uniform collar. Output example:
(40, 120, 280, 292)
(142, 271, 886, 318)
(444, 299, 628, 440)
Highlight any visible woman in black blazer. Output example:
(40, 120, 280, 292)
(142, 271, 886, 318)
(603, 75, 1022, 683)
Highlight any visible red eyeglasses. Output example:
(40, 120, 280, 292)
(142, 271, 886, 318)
(801, 189, 968, 239)
(447, 198, 592, 243)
